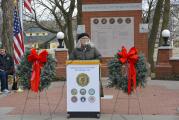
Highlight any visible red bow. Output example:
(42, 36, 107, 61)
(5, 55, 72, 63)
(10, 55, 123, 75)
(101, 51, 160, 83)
(28, 48, 48, 92)
(118, 46, 139, 94)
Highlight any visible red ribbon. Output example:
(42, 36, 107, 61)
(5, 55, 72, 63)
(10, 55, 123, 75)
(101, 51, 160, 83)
(118, 46, 139, 94)
(27, 48, 48, 92)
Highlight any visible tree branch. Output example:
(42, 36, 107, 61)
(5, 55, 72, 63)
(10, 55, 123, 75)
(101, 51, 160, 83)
(31, 7, 58, 33)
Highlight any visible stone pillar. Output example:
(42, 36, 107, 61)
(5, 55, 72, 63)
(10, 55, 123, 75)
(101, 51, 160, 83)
(156, 46, 172, 78)
(55, 48, 68, 78)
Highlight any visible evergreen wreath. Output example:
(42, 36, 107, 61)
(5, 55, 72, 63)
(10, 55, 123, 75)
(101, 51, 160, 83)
(16, 49, 56, 91)
(108, 47, 148, 94)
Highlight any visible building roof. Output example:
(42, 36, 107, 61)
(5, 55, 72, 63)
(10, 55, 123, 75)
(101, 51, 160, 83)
(23, 17, 77, 44)
(24, 27, 56, 44)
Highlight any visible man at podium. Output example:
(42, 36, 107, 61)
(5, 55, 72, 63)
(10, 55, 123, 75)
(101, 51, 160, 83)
(69, 33, 104, 97)
(69, 33, 101, 60)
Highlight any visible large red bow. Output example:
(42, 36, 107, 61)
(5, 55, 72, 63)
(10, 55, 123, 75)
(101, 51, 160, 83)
(28, 48, 48, 92)
(118, 46, 139, 94)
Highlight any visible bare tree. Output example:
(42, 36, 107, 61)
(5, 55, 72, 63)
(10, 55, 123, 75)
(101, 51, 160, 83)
(142, 0, 156, 23)
(0, 2, 2, 44)
(25, 0, 77, 53)
(77, 0, 82, 25)
(1, 0, 14, 55)
(159, 0, 170, 46)
(148, 0, 164, 72)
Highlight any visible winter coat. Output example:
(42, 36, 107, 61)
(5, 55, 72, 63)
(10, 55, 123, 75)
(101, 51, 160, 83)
(69, 46, 102, 60)
(0, 54, 14, 74)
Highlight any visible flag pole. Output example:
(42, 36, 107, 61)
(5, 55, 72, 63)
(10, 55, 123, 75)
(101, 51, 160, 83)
(19, 0, 23, 31)
(14, 0, 24, 92)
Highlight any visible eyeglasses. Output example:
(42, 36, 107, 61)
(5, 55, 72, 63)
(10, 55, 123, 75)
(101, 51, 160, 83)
(0, 49, 5, 51)
(80, 38, 89, 40)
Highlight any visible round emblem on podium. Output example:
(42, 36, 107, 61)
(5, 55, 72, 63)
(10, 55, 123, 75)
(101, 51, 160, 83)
(80, 89, 86, 95)
(76, 73, 89, 87)
(88, 96, 95, 103)
(71, 96, 78, 103)
(80, 97, 86, 102)
(71, 88, 77, 95)
(88, 88, 95, 95)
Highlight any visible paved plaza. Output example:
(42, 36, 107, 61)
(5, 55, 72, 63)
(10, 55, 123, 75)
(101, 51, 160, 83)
(0, 78, 179, 120)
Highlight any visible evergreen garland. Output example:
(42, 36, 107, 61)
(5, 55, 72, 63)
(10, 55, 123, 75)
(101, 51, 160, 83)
(16, 49, 56, 91)
(108, 51, 148, 94)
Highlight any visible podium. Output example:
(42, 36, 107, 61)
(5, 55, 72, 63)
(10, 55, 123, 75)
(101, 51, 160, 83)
(66, 60, 101, 118)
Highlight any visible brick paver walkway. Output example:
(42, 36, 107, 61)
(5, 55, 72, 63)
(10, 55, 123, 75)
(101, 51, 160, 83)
(0, 80, 179, 116)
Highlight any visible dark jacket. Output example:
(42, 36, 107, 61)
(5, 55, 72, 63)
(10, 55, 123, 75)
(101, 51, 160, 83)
(0, 54, 14, 74)
(69, 46, 102, 60)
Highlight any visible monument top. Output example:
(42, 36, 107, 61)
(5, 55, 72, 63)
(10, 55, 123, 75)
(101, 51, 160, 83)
(81, 0, 148, 58)
(82, 0, 142, 4)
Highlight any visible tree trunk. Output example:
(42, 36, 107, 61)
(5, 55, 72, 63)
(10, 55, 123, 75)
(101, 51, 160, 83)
(159, 0, 170, 46)
(1, 0, 14, 55)
(148, 0, 164, 72)
(77, 0, 82, 25)
(0, 8, 2, 44)
(146, 0, 154, 23)
(67, 17, 74, 53)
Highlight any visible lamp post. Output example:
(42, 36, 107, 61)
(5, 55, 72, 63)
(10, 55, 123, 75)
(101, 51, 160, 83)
(162, 29, 170, 46)
(56, 32, 65, 48)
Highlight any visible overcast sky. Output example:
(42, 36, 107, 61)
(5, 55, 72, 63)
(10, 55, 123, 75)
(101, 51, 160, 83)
(30, 0, 149, 21)
(1, 0, 179, 21)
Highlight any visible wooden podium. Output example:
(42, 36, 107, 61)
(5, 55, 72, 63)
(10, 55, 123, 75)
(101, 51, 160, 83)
(66, 60, 101, 118)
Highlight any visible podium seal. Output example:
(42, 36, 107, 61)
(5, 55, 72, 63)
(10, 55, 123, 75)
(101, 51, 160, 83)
(71, 96, 78, 103)
(76, 73, 89, 87)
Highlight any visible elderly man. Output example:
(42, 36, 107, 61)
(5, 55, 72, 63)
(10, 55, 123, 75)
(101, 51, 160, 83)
(69, 33, 104, 97)
(0, 48, 14, 93)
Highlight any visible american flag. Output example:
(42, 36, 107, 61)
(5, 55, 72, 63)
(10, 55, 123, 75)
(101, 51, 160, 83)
(13, 9, 25, 64)
(24, 0, 32, 13)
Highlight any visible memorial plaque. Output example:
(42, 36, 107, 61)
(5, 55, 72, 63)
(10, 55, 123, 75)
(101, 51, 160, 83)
(91, 17, 134, 57)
